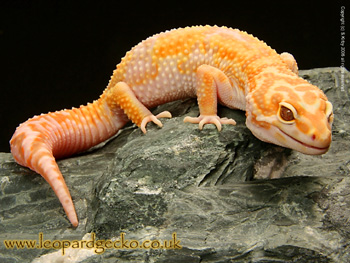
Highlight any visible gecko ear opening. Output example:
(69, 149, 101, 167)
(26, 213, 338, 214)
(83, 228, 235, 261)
(325, 101, 334, 124)
(278, 102, 297, 124)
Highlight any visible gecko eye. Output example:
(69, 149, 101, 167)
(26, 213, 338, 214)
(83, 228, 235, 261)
(280, 106, 294, 121)
(325, 101, 334, 124)
(278, 102, 297, 124)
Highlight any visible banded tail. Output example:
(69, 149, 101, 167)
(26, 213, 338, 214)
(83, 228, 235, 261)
(10, 96, 128, 227)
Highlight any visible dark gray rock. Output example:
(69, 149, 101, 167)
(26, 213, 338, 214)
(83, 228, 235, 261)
(0, 67, 349, 262)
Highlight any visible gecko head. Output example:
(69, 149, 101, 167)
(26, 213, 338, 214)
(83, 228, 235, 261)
(245, 80, 334, 155)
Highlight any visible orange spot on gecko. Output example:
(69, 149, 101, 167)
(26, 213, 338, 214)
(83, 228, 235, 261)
(269, 93, 283, 113)
(154, 29, 205, 59)
(303, 91, 317, 105)
(299, 100, 329, 136)
(274, 86, 300, 104)
(296, 120, 310, 134)
(295, 85, 315, 92)
(251, 112, 271, 129)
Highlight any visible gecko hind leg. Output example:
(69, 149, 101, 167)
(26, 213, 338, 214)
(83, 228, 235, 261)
(106, 82, 172, 133)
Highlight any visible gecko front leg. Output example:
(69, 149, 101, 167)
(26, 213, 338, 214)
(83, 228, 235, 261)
(106, 82, 172, 133)
(184, 64, 237, 131)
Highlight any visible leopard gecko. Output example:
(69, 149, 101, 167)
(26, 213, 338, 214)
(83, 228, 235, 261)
(10, 25, 334, 227)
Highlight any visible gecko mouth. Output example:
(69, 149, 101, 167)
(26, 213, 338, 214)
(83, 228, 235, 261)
(277, 128, 330, 153)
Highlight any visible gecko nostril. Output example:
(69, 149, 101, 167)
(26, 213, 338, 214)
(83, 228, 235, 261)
(311, 134, 316, 141)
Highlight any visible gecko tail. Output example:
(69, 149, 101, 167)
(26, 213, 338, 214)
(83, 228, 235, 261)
(10, 99, 126, 227)
(11, 129, 79, 226)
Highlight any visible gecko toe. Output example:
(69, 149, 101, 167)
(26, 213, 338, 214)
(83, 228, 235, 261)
(140, 111, 172, 133)
(184, 115, 236, 131)
(156, 111, 172, 119)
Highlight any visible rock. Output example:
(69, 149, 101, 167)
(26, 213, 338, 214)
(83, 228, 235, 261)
(0, 67, 349, 262)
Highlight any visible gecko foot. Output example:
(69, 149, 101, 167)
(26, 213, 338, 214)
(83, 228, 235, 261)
(140, 111, 172, 134)
(184, 115, 236, 131)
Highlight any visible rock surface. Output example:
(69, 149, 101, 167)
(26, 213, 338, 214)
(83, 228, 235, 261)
(0, 67, 349, 262)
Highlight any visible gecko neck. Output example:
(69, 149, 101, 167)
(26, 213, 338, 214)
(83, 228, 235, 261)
(247, 64, 298, 94)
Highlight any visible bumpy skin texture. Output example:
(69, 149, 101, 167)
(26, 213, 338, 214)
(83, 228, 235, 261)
(10, 26, 334, 227)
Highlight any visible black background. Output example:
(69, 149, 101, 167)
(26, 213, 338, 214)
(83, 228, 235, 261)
(0, 1, 347, 152)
